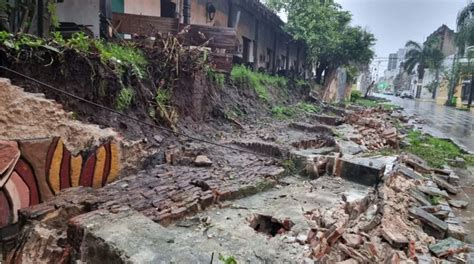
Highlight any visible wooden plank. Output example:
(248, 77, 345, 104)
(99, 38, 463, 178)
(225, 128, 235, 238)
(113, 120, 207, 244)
(112, 13, 179, 36)
(408, 207, 448, 235)
(181, 24, 237, 50)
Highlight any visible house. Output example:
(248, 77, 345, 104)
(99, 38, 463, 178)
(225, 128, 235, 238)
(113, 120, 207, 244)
(55, 0, 309, 76)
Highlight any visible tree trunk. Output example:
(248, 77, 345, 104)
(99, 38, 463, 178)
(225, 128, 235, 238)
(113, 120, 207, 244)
(315, 60, 327, 85)
(322, 66, 338, 102)
(432, 68, 439, 99)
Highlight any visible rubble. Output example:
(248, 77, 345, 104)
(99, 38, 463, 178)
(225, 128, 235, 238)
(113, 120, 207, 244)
(346, 108, 401, 151)
(297, 155, 472, 263)
(194, 155, 213, 167)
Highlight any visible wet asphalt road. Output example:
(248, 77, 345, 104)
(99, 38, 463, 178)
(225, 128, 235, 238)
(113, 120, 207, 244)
(379, 94, 474, 153)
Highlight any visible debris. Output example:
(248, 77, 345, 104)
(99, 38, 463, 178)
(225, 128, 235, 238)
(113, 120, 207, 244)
(448, 200, 468, 209)
(408, 207, 448, 236)
(194, 155, 213, 167)
(381, 228, 409, 248)
(398, 165, 424, 180)
(336, 157, 385, 186)
(447, 223, 466, 241)
(248, 214, 293, 237)
(429, 237, 467, 258)
(432, 175, 460, 195)
(417, 186, 450, 199)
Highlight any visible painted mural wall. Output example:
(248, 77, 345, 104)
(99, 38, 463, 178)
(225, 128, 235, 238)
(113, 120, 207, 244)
(0, 138, 120, 229)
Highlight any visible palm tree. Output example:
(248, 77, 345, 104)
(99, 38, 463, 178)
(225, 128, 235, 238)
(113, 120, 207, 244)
(404, 40, 445, 99)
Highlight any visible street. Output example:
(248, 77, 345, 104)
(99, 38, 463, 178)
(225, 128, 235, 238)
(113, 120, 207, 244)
(381, 94, 474, 153)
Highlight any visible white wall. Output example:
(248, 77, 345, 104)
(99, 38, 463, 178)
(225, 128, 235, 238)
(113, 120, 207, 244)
(56, 0, 101, 37)
(124, 0, 161, 16)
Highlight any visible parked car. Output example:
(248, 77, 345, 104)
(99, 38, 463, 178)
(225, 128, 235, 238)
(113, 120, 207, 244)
(400, 90, 413, 99)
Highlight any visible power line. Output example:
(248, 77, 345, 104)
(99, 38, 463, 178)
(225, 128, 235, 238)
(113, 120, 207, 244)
(0, 66, 273, 158)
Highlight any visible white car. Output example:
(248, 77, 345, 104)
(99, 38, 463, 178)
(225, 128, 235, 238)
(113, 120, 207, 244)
(400, 91, 413, 99)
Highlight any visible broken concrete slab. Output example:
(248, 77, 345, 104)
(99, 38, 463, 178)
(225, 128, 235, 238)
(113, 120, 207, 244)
(310, 114, 344, 126)
(68, 209, 176, 263)
(409, 189, 432, 207)
(447, 223, 466, 241)
(381, 228, 408, 248)
(448, 200, 469, 209)
(408, 207, 448, 236)
(432, 175, 460, 195)
(397, 165, 424, 180)
(429, 237, 467, 258)
(336, 157, 385, 186)
(289, 122, 334, 135)
(417, 186, 450, 199)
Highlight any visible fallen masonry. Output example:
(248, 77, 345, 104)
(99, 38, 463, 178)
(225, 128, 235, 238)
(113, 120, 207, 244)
(0, 94, 472, 263)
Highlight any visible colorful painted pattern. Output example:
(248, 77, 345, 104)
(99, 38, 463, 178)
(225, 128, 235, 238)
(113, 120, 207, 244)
(0, 138, 120, 229)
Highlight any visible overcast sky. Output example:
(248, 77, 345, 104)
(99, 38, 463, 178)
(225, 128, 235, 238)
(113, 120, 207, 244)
(334, 0, 468, 58)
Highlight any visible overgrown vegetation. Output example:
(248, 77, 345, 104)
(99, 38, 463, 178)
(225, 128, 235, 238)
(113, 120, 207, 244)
(207, 67, 226, 88)
(95, 40, 148, 78)
(350, 90, 362, 102)
(116, 87, 134, 111)
(271, 102, 320, 120)
(404, 130, 474, 168)
(231, 65, 287, 102)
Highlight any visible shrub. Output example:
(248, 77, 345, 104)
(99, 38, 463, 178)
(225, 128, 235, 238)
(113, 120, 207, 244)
(231, 65, 288, 102)
(350, 90, 362, 102)
(116, 87, 134, 111)
(95, 41, 148, 78)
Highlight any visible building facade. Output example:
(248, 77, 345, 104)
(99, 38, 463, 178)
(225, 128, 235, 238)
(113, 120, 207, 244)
(56, 0, 308, 75)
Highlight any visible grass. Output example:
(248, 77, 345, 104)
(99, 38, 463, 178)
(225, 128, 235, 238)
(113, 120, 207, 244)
(95, 40, 148, 78)
(207, 68, 226, 88)
(231, 65, 287, 102)
(116, 87, 134, 111)
(404, 130, 474, 168)
(271, 102, 320, 120)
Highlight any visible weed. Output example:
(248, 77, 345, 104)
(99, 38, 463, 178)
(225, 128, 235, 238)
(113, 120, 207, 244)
(51, 31, 65, 45)
(231, 65, 288, 102)
(272, 105, 296, 119)
(404, 130, 474, 168)
(354, 98, 378, 107)
(350, 90, 362, 102)
(67, 32, 91, 52)
(95, 40, 148, 78)
(207, 67, 225, 88)
(219, 254, 238, 264)
(116, 87, 134, 111)
(155, 89, 171, 106)
(47, 2, 60, 29)
(282, 159, 297, 175)
(296, 102, 320, 114)
(429, 195, 442, 205)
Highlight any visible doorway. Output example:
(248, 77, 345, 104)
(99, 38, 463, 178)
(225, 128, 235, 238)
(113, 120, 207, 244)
(161, 0, 176, 18)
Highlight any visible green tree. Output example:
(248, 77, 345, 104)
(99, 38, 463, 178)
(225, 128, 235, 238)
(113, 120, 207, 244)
(267, 0, 375, 95)
(404, 40, 444, 99)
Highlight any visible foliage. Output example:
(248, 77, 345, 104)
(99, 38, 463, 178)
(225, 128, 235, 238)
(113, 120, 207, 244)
(272, 102, 320, 119)
(267, 0, 375, 84)
(353, 98, 378, 107)
(207, 67, 225, 88)
(66, 32, 91, 52)
(271, 105, 296, 119)
(350, 90, 362, 102)
(429, 195, 442, 205)
(116, 87, 134, 111)
(155, 89, 171, 106)
(404, 40, 444, 81)
(282, 159, 297, 175)
(219, 254, 238, 264)
(231, 65, 287, 102)
(404, 130, 474, 168)
(345, 64, 359, 84)
(95, 40, 148, 78)
(47, 1, 60, 29)
(455, 19, 474, 55)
